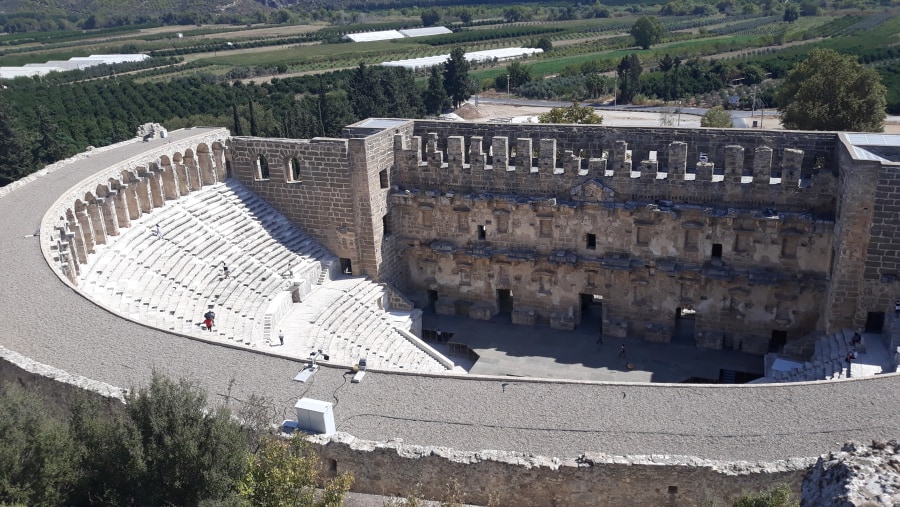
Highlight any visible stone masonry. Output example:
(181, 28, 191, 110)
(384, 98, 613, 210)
(227, 120, 900, 356)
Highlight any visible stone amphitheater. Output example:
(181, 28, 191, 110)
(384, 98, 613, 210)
(2, 121, 900, 507)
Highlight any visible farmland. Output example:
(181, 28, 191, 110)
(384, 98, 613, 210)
(1, 0, 900, 185)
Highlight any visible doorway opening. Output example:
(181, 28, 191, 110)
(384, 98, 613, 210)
(339, 258, 352, 275)
(770, 330, 787, 353)
(426, 290, 438, 312)
(579, 293, 603, 330)
(673, 307, 696, 345)
(865, 311, 885, 333)
(711, 243, 723, 259)
(497, 289, 514, 314)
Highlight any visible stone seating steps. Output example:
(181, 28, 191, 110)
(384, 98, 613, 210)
(775, 329, 860, 383)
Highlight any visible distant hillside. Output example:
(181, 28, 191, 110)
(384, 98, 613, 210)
(0, 0, 269, 18)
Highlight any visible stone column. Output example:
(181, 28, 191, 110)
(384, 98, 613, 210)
(161, 166, 179, 201)
(539, 139, 556, 173)
(613, 140, 629, 175)
(87, 201, 107, 246)
(516, 138, 533, 172)
(211, 144, 226, 182)
(492, 137, 509, 171)
(589, 157, 607, 176)
(136, 177, 152, 213)
(175, 162, 190, 196)
(696, 161, 714, 181)
(112, 188, 131, 228)
(469, 136, 485, 171)
(426, 133, 443, 171)
(724, 145, 745, 181)
(67, 218, 88, 264)
(781, 148, 804, 188)
(446, 136, 465, 172)
(667, 141, 687, 178)
(100, 195, 119, 237)
(124, 183, 141, 221)
(74, 208, 95, 254)
(753, 146, 773, 185)
(148, 170, 164, 208)
(198, 151, 215, 186)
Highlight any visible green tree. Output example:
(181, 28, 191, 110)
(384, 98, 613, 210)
(424, 66, 450, 115)
(33, 105, 72, 165)
(533, 37, 553, 52)
(616, 54, 643, 104)
(782, 4, 799, 22)
(732, 483, 797, 507)
(126, 372, 248, 506)
(630, 16, 665, 50)
(0, 98, 33, 185)
(240, 436, 353, 507)
(539, 101, 603, 124)
(0, 384, 80, 506)
(443, 47, 471, 109)
(776, 48, 887, 132)
(700, 106, 734, 128)
(249, 99, 259, 136)
(232, 104, 244, 136)
(495, 62, 532, 91)
(421, 8, 441, 27)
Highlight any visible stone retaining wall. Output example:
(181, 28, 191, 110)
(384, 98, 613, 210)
(309, 432, 813, 507)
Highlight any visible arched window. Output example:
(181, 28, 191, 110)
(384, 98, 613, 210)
(255, 155, 270, 180)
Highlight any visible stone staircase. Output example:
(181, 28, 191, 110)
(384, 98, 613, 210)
(770, 329, 875, 383)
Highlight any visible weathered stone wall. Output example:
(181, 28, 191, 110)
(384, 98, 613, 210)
(0, 345, 126, 416)
(825, 140, 889, 333)
(310, 432, 811, 507)
(396, 122, 839, 213)
(229, 137, 358, 271)
(387, 123, 836, 349)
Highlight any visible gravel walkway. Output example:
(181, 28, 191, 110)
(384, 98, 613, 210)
(2, 131, 899, 463)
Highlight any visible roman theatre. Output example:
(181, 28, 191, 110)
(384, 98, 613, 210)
(2, 119, 899, 506)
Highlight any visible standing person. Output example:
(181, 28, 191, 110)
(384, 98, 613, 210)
(278, 330, 284, 346)
(619, 343, 626, 358)
(436, 329, 442, 342)
(204, 310, 215, 331)
(222, 261, 230, 279)
(895, 300, 900, 318)
(154, 224, 164, 239)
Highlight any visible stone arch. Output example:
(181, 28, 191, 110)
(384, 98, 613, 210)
(285, 155, 302, 183)
(254, 153, 270, 180)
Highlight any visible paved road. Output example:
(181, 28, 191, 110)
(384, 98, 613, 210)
(2, 132, 899, 462)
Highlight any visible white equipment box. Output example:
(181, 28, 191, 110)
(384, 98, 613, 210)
(294, 398, 336, 435)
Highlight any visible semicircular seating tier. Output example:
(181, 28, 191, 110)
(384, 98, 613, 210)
(44, 140, 455, 374)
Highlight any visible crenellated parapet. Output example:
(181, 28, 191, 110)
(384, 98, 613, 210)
(392, 123, 840, 212)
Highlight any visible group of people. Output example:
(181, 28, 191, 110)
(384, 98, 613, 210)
(596, 334, 627, 358)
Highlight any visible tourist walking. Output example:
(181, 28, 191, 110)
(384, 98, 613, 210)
(619, 344, 626, 358)
(221, 261, 230, 279)
(895, 300, 900, 318)
(278, 330, 284, 346)
(153, 224, 164, 239)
